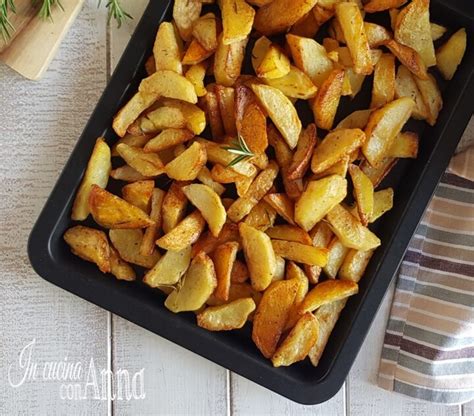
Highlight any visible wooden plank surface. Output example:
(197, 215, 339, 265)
(0, 1, 109, 414)
(108, 2, 229, 414)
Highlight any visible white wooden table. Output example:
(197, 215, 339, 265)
(0, 1, 472, 414)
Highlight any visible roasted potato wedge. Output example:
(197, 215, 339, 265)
(144, 129, 194, 153)
(139, 70, 198, 104)
(414, 74, 443, 126)
(264, 193, 295, 225)
(173, 0, 202, 41)
(385, 39, 428, 80)
(214, 35, 248, 87)
(165, 252, 217, 313)
(113, 92, 156, 137)
(394, 0, 435, 67)
(364, 0, 407, 13)
(140, 188, 165, 257)
(388, 132, 419, 159)
(144, 247, 192, 287)
(251, 84, 302, 149)
(183, 183, 226, 237)
(284, 261, 309, 330)
(436, 28, 467, 81)
(300, 279, 358, 313)
(304, 221, 334, 284)
(326, 204, 381, 250)
(362, 97, 414, 167)
(153, 22, 183, 74)
(109, 246, 136, 281)
(339, 249, 374, 282)
(335, 2, 373, 75)
(256, 44, 291, 80)
(165, 142, 207, 181)
(272, 240, 328, 267)
(252, 278, 299, 358)
(287, 124, 317, 180)
(239, 223, 277, 292)
(349, 164, 374, 226)
(129, 106, 186, 135)
(212, 241, 239, 301)
(243, 200, 277, 231)
(192, 223, 240, 256)
(323, 237, 350, 279)
(311, 156, 350, 180)
(431, 23, 447, 41)
(286, 34, 333, 88)
(371, 188, 394, 222)
(110, 165, 151, 182)
(264, 65, 318, 100)
(266, 225, 312, 245)
(109, 229, 160, 268)
(371, 53, 395, 109)
(364, 22, 392, 47)
(336, 109, 373, 130)
(196, 166, 225, 195)
(231, 260, 249, 283)
(182, 39, 214, 65)
(215, 85, 237, 137)
(64, 226, 111, 273)
(116, 143, 164, 177)
(156, 211, 206, 251)
(222, 0, 255, 45)
(253, 0, 318, 36)
(311, 128, 365, 174)
(121, 180, 154, 213)
(295, 175, 347, 231)
(395, 65, 429, 120)
(192, 12, 218, 52)
(72, 138, 111, 221)
(185, 63, 207, 97)
(360, 157, 397, 188)
(89, 185, 154, 229)
(197, 298, 256, 330)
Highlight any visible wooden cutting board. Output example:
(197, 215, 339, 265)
(0, 0, 84, 80)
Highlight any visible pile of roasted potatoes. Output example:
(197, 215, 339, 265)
(64, 0, 467, 367)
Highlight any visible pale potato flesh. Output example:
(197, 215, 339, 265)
(197, 298, 256, 331)
(436, 28, 467, 81)
(144, 247, 192, 287)
(109, 229, 160, 269)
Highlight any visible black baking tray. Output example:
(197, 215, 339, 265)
(28, 0, 474, 405)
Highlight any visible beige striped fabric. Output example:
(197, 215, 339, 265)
(378, 147, 474, 404)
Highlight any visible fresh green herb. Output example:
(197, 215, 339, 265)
(98, 0, 132, 28)
(0, 0, 15, 42)
(32, 0, 63, 20)
(223, 135, 255, 167)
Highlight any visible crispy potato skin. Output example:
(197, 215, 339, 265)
(312, 68, 345, 130)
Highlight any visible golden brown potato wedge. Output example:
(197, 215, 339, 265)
(311, 156, 350, 180)
(173, 0, 202, 41)
(394, 0, 435, 67)
(139, 70, 198, 104)
(436, 28, 467, 80)
(272, 240, 328, 266)
(222, 0, 255, 45)
(323, 237, 350, 279)
(239, 222, 277, 292)
(153, 22, 183, 74)
(192, 223, 240, 256)
(256, 45, 291, 80)
(121, 180, 154, 213)
(109, 245, 136, 281)
(284, 261, 309, 331)
(161, 98, 206, 135)
(290, 10, 320, 38)
(165, 252, 217, 313)
(388, 132, 419, 159)
(72, 138, 111, 221)
(364, 22, 392, 48)
(312, 68, 345, 130)
(144, 247, 192, 287)
(165, 142, 207, 181)
(144, 129, 194, 153)
(287, 124, 317, 180)
(214, 35, 248, 87)
(89, 185, 154, 229)
(311, 128, 365, 174)
(272, 312, 318, 367)
(414, 74, 443, 126)
(339, 249, 374, 282)
(264, 193, 295, 225)
(300, 279, 358, 313)
(197, 297, 256, 330)
(197, 166, 226, 195)
(235, 85, 268, 154)
(336, 109, 373, 130)
(362, 97, 414, 167)
(212, 241, 239, 301)
(243, 200, 277, 232)
(162, 181, 189, 233)
(112, 134, 150, 157)
(308, 298, 346, 366)
(349, 164, 374, 226)
(110, 165, 151, 182)
(252, 278, 299, 358)
(206, 282, 262, 308)
(215, 85, 237, 137)
(395, 65, 429, 120)
(205, 89, 225, 140)
(295, 175, 347, 231)
(264, 65, 318, 100)
(113, 92, 157, 137)
(287, 34, 334, 88)
(371, 187, 394, 222)
(109, 229, 160, 268)
(231, 260, 249, 283)
(64, 226, 111, 273)
(385, 39, 428, 80)
(253, 0, 317, 36)
(371, 53, 395, 109)
(140, 188, 165, 257)
(335, 2, 373, 75)
(185, 63, 207, 97)
(116, 143, 165, 177)
(227, 162, 279, 223)
(266, 225, 312, 245)
(306, 222, 334, 283)
(360, 157, 397, 188)
(156, 211, 206, 251)
(251, 84, 302, 150)
(192, 12, 218, 52)
(326, 204, 381, 250)
(431, 23, 447, 41)
(183, 183, 226, 237)
(364, 0, 407, 13)
(129, 106, 186, 135)
(182, 39, 214, 65)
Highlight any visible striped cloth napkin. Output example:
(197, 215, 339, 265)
(377, 146, 474, 405)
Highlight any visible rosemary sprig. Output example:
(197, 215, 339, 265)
(99, 0, 131, 28)
(223, 135, 255, 167)
(0, 0, 15, 42)
(0, 0, 131, 42)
